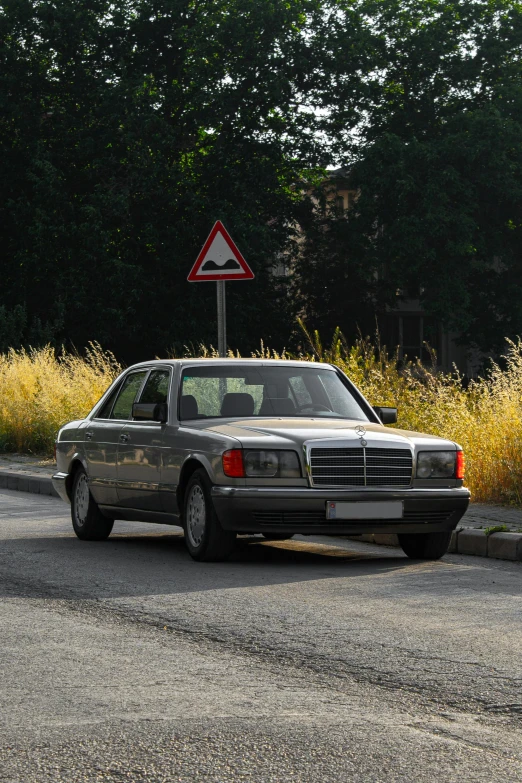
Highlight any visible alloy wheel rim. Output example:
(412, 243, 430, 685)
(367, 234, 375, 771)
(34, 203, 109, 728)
(74, 474, 90, 527)
(186, 485, 206, 548)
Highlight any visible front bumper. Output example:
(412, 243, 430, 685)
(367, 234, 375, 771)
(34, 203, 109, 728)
(52, 472, 70, 503)
(211, 486, 471, 535)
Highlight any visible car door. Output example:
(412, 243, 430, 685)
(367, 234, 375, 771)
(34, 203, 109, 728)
(116, 368, 171, 511)
(83, 379, 127, 507)
(86, 369, 148, 506)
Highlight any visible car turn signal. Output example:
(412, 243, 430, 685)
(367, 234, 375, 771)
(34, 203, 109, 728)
(456, 450, 465, 480)
(222, 449, 245, 478)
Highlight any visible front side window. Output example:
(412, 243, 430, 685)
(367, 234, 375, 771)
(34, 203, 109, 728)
(111, 371, 147, 420)
(97, 382, 122, 419)
(179, 365, 369, 421)
(139, 370, 170, 405)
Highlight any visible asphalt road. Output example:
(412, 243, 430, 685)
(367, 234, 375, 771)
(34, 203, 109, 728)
(0, 488, 521, 783)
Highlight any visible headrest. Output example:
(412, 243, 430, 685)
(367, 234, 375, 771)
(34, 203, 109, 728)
(180, 394, 199, 419)
(220, 392, 255, 417)
(259, 397, 296, 416)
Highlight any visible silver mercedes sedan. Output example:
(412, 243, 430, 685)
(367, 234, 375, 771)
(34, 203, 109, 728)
(53, 359, 470, 561)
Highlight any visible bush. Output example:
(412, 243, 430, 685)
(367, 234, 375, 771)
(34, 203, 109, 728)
(0, 343, 121, 454)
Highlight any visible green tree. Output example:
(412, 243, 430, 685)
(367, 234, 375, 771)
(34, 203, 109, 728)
(295, 0, 522, 354)
(0, 0, 332, 359)
(4, 0, 521, 359)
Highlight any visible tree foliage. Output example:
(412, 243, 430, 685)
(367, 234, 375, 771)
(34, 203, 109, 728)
(2, 0, 522, 358)
(295, 0, 522, 354)
(0, 0, 330, 358)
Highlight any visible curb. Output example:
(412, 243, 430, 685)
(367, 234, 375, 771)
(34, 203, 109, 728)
(1, 468, 521, 562)
(457, 528, 522, 561)
(0, 469, 59, 499)
(354, 530, 522, 562)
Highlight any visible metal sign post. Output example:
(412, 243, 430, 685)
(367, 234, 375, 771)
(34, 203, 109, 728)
(187, 221, 254, 357)
(216, 280, 226, 358)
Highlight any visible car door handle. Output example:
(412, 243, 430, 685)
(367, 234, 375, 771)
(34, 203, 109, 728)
(119, 433, 129, 443)
(85, 431, 93, 441)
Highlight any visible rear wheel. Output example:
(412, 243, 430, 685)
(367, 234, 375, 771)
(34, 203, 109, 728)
(71, 468, 114, 541)
(184, 470, 236, 562)
(398, 531, 452, 560)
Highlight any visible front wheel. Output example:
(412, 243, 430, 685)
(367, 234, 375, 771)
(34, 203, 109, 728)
(398, 531, 452, 560)
(184, 470, 236, 562)
(71, 468, 114, 541)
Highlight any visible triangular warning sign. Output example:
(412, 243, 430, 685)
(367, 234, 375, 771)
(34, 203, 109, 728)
(188, 221, 254, 282)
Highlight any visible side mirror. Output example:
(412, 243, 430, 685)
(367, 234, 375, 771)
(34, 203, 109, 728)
(153, 402, 168, 423)
(373, 406, 397, 425)
(132, 402, 168, 423)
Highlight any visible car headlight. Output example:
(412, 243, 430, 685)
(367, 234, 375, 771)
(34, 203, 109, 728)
(416, 451, 456, 479)
(222, 449, 301, 478)
(244, 450, 301, 478)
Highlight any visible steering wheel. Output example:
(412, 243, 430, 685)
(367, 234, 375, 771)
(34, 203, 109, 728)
(296, 403, 333, 413)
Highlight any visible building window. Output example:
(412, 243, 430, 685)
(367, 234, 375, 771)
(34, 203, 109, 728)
(273, 260, 288, 277)
(384, 315, 440, 364)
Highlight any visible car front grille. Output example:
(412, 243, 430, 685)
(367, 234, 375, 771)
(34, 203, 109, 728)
(310, 446, 412, 488)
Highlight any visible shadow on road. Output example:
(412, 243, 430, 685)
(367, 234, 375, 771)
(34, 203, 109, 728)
(1, 495, 519, 602)
(0, 526, 421, 600)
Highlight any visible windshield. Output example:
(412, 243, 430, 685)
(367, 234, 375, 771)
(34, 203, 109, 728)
(179, 365, 369, 421)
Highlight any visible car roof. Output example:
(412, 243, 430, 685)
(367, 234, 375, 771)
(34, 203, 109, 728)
(126, 358, 335, 370)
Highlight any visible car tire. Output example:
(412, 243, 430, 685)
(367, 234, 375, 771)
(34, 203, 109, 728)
(184, 470, 237, 562)
(261, 533, 294, 541)
(183, 469, 236, 562)
(398, 531, 452, 560)
(71, 467, 114, 541)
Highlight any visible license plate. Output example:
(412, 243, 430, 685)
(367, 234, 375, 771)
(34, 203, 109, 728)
(326, 501, 403, 520)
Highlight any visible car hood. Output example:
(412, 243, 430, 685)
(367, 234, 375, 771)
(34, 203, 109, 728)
(194, 418, 454, 451)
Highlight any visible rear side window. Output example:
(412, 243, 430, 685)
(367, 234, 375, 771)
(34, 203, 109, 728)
(111, 371, 147, 420)
(139, 370, 170, 404)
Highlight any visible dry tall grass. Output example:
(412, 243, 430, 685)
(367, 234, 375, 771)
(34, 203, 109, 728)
(0, 343, 121, 454)
(1, 331, 521, 505)
(289, 325, 522, 506)
(194, 324, 522, 505)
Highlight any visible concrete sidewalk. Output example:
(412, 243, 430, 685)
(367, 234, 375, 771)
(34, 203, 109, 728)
(0, 454, 521, 560)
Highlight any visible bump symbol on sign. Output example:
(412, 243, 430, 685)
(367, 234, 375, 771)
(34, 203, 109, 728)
(202, 258, 241, 272)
